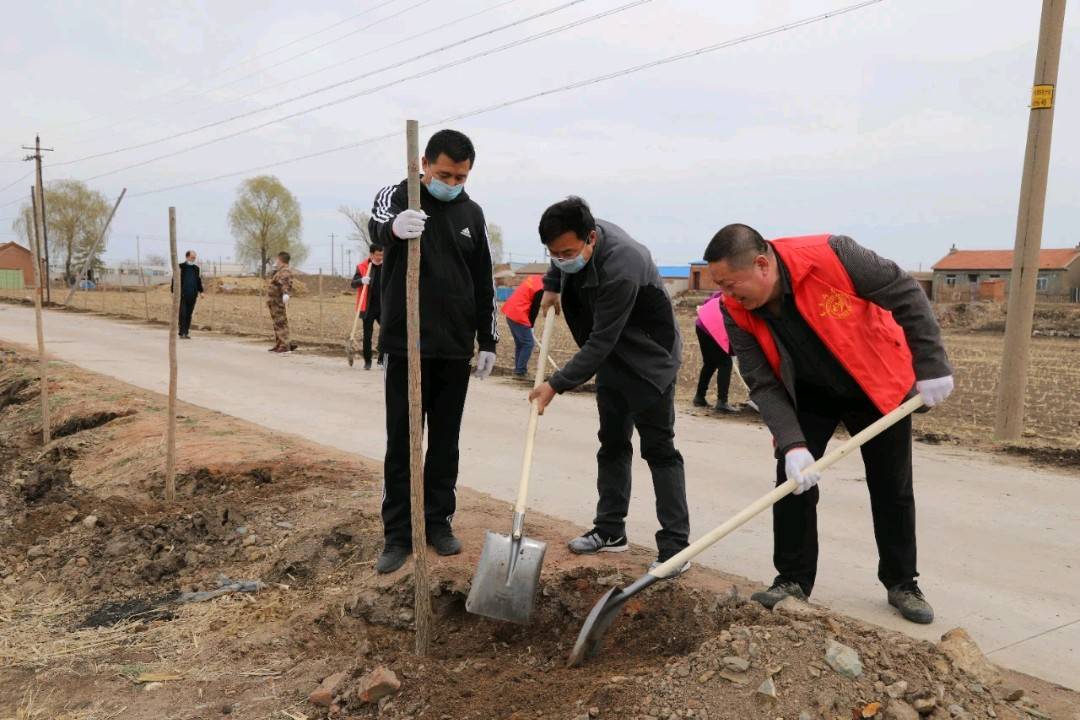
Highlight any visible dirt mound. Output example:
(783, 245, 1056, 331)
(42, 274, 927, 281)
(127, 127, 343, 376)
(936, 301, 1080, 336)
(200, 275, 311, 297)
(52, 409, 134, 438)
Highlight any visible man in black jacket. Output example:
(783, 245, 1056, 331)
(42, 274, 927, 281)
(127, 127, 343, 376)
(369, 129, 499, 574)
(529, 197, 690, 574)
(175, 250, 204, 339)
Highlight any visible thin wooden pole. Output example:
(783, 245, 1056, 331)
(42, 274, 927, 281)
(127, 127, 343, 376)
(165, 208, 179, 503)
(994, 0, 1067, 440)
(317, 269, 324, 343)
(209, 262, 217, 331)
(406, 119, 432, 655)
(29, 185, 50, 443)
(137, 235, 150, 321)
(63, 188, 126, 306)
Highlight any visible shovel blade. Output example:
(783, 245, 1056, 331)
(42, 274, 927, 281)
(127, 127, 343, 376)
(465, 530, 547, 624)
(345, 341, 355, 366)
(566, 586, 626, 668)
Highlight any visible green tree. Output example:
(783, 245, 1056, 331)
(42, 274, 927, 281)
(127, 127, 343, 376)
(338, 205, 371, 257)
(487, 223, 504, 265)
(227, 175, 306, 277)
(12, 180, 112, 285)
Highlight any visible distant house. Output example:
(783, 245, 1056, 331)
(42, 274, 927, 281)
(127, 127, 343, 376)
(514, 262, 551, 278)
(657, 265, 690, 295)
(0, 241, 34, 289)
(932, 245, 1080, 303)
(688, 261, 718, 292)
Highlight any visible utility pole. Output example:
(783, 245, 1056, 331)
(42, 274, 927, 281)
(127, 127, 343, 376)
(22, 135, 53, 302)
(330, 233, 336, 276)
(994, 0, 1067, 441)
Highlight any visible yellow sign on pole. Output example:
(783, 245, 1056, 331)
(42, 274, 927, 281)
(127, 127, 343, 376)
(1031, 84, 1054, 109)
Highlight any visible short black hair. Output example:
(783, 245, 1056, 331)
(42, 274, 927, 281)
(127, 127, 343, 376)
(277, 251, 291, 264)
(185, 250, 195, 260)
(538, 196, 596, 245)
(369, 242, 384, 253)
(425, 129, 475, 166)
(703, 224, 769, 267)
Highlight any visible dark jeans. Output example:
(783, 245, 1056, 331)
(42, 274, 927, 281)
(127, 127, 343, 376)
(694, 325, 732, 403)
(773, 388, 917, 595)
(179, 294, 197, 336)
(382, 355, 471, 546)
(594, 381, 690, 554)
(362, 313, 382, 364)
(506, 318, 534, 375)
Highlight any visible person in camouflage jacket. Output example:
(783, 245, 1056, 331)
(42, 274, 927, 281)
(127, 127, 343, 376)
(267, 251, 294, 353)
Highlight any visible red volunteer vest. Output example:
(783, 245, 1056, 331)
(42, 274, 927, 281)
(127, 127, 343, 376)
(501, 276, 542, 327)
(355, 259, 373, 312)
(723, 235, 914, 415)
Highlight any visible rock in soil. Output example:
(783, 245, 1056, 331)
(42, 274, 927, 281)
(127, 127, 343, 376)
(938, 628, 1000, 686)
(886, 700, 921, 720)
(309, 671, 348, 707)
(352, 666, 401, 704)
(825, 638, 864, 679)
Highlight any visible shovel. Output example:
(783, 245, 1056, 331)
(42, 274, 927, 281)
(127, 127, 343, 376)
(345, 268, 371, 367)
(466, 306, 558, 624)
(566, 393, 926, 667)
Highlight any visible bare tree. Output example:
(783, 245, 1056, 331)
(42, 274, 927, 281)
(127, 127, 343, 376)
(338, 205, 371, 259)
(228, 175, 306, 277)
(487, 223, 505, 265)
(12, 180, 112, 285)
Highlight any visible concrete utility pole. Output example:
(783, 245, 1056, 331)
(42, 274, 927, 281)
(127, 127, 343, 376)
(994, 0, 1067, 441)
(22, 135, 53, 302)
(28, 186, 50, 443)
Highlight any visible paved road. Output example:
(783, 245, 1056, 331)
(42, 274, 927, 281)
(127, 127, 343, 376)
(2, 303, 1077, 688)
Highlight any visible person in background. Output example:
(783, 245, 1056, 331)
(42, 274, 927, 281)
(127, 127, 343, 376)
(368, 128, 499, 574)
(267, 251, 293, 354)
(174, 250, 203, 339)
(350, 243, 385, 370)
(693, 291, 737, 413)
(500, 274, 544, 377)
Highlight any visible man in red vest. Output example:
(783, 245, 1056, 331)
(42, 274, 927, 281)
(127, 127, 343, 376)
(705, 224, 953, 624)
(350, 243, 384, 370)
(501, 275, 544, 377)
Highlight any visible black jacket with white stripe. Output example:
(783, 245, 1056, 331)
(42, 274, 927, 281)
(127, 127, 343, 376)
(368, 179, 499, 360)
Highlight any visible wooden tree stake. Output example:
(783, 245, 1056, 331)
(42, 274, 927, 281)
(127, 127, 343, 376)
(165, 208, 179, 502)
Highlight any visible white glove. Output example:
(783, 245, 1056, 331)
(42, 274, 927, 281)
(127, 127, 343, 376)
(473, 351, 496, 380)
(785, 448, 820, 496)
(916, 375, 954, 407)
(361, 276, 372, 285)
(392, 209, 427, 240)
(282, 293, 290, 305)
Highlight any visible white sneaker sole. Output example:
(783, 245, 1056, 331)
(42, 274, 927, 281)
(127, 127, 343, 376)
(568, 542, 629, 555)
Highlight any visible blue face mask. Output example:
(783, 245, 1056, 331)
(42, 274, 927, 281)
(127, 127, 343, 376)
(428, 177, 463, 202)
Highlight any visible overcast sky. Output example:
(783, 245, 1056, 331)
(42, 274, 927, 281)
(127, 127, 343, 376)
(1, 0, 1077, 275)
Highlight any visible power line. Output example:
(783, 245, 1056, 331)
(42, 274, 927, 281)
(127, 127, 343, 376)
(42, 0, 408, 136)
(127, 0, 885, 198)
(58, 0, 588, 167)
(80, 0, 647, 182)
(0, 170, 33, 194)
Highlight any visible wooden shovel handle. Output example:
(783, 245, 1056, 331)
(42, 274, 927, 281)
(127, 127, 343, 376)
(514, 306, 558, 515)
(650, 394, 925, 578)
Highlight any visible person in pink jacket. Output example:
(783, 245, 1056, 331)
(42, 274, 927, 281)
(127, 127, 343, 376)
(694, 291, 737, 413)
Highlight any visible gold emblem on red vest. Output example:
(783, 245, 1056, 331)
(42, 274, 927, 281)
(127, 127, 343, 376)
(819, 290, 853, 319)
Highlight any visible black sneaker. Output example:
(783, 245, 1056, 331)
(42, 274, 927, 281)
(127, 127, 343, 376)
(568, 528, 628, 554)
(714, 402, 738, 414)
(692, 396, 708, 408)
(364, 360, 372, 370)
(751, 580, 807, 609)
(427, 528, 462, 556)
(888, 581, 934, 624)
(376, 545, 412, 574)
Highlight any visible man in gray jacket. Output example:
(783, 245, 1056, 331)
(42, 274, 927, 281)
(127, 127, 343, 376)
(705, 224, 954, 624)
(529, 196, 689, 573)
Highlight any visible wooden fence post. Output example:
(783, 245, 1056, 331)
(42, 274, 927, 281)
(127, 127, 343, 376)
(165, 208, 179, 503)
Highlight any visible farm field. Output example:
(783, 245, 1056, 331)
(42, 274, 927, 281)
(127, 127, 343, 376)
(3, 286, 1078, 458)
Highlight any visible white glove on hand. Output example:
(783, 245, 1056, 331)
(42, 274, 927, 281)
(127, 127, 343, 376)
(391, 209, 427, 240)
(785, 448, 821, 496)
(361, 276, 372, 285)
(916, 375, 954, 407)
(282, 293, 290, 305)
(473, 351, 496, 380)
